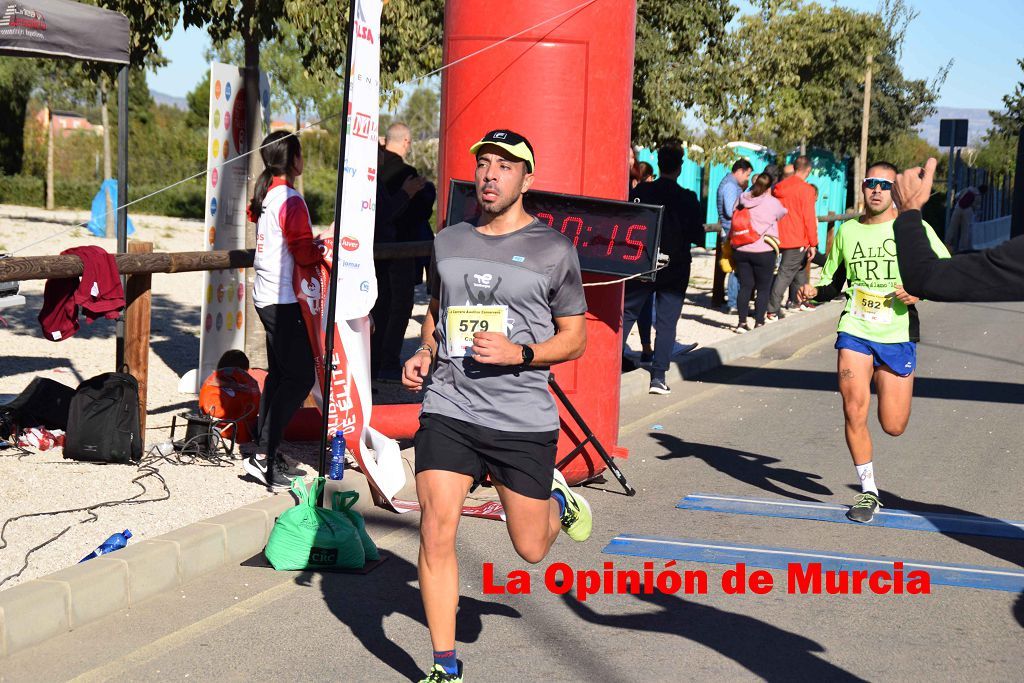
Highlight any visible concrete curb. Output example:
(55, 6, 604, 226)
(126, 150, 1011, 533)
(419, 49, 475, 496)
(0, 465, 411, 658)
(0, 307, 834, 658)
(620, 301, 839, 400)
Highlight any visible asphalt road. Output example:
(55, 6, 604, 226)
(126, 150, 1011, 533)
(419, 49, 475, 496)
(4, 300, 1023, 682)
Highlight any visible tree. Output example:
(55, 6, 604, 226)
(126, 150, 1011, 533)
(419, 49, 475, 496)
(186, 69, 213, 130)
(632, 0, 736, 146)
(976, 59, 1024, 176)
(0, 59, 37, 176)
(989, 58, 1024, 138)
(711, 0, 944, 164)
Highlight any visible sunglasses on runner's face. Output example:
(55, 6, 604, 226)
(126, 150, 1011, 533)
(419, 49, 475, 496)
(862, 178, 893, 191)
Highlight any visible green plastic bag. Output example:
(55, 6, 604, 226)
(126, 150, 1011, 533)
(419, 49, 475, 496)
(332, 490, 380, 562)
(264, 478, 365, 571)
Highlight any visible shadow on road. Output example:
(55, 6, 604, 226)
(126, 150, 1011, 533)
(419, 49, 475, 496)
(699, 367, 1024, 405)
(298, 553, 521, 681)
(652, 432, 832, 501)
(561, 587, 866, 681)
(862, 486, 1024, 630)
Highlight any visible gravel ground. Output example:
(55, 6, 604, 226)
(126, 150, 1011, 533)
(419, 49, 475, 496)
(0, 204, 820, 589)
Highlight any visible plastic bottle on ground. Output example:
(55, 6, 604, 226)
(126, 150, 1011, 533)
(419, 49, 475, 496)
(329, 431, 346, 480)
(80, 529, 133, 563)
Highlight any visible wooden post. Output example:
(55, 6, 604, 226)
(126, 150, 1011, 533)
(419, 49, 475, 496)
(855, 53, 873, 213)
(825, 211, 837, 256)
(124, 241, 152, 437)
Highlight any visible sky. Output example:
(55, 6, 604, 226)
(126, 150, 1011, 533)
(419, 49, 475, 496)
(147, 1, 1024, 112)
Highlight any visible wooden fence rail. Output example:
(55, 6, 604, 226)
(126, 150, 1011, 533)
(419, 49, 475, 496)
(0, 209, 861, 428)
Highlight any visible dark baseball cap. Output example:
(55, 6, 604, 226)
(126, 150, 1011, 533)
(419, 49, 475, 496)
(469, 129, 535, 172)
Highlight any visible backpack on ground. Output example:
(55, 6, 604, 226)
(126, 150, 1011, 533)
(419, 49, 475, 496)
(0, 377, 75, 439)
(64, 372, 142, 463)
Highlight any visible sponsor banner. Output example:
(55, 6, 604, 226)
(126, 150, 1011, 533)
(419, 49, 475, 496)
(196, 62, 270, 389)
(294, 239, 406, 505)
(335, 0, 383, 321)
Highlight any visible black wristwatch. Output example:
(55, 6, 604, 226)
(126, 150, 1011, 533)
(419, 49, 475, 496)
(520, 344, 534, 367)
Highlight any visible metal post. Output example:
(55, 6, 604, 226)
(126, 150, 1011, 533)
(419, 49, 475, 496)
(318, 0, 360, 504)
(1011, 127, 1024, 239)
(115, 65, 129, 370)
(944, 141, 955, 234)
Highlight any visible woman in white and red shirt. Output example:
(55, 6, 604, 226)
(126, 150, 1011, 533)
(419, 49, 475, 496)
(243, 131, 321, 490)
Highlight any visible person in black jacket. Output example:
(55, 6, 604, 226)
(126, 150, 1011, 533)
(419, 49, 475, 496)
(372, 123, 435, 381)
(893, 158, 1024, 302)
(624, 143, 703, 395)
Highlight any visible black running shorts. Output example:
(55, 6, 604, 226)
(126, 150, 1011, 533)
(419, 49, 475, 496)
(413, 412, 558, 500)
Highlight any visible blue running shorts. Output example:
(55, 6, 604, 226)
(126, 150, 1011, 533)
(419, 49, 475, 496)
(835, 332, 916, 376)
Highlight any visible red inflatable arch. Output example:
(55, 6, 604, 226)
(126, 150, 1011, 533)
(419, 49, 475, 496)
(372, 0, 638, 484)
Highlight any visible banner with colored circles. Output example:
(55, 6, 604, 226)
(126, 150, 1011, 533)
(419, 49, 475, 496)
(196, 62, 272, 390)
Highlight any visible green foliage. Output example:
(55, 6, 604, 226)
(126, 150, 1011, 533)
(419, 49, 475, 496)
(711, 0, 944, 159)
(0, 59, 37, 175)
(633, 0, 735, 145)
(976, 59, 1024, 177)
(868, 130, 943, 175)
(972, 134, 1018, 177)
(0, 174, 103, 210)
(186, 70, 212, 129)
(989, 58, 1024, 138)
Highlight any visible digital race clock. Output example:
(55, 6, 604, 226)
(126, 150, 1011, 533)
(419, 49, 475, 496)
(445, 180, 664, 280)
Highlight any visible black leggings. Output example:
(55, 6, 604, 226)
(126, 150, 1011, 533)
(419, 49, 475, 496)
(733, 250, 775, 325)
(255, 303, 316, 461)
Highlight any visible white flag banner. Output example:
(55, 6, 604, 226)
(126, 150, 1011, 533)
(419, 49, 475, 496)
(336, 0, 383, 320)
(319, 0, 407, 505)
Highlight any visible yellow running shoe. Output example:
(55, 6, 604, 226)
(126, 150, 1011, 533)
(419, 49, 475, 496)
(419, 662, 463, 683)
(552, 469, 593, 542)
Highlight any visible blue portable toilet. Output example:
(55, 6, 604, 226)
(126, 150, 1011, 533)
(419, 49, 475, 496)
(635, 145, 703, 196)
(706, 142, 776, 248)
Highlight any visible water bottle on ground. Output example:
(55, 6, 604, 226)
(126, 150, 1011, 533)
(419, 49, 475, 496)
(80, 529, 132, 563)
(329, 431, 346, 480)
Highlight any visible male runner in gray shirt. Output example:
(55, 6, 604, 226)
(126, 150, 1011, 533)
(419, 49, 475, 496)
(402, 129, 593, 683)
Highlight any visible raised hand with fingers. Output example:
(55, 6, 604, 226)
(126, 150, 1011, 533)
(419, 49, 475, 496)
(894, 157, 937, 213)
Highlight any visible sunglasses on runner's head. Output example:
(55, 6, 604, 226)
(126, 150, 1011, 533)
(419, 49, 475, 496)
(862, 177, 893, 191)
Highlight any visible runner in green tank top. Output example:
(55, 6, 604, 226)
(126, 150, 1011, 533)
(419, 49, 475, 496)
(799, 161, 949, 522)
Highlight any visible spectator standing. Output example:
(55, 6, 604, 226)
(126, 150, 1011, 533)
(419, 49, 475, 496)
(371, 123, 434, 382)
(733, 172, 787, 332)
(716, 159, 754, 314)
(767, 155, 818, 321)
(243, 132, 319, 490)
(945, 184, 988, 253)
(625, 144, 703, 395)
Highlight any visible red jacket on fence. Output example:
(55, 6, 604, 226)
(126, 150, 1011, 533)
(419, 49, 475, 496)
(39, 246, 124, 341)
(772, 175, 819, 249)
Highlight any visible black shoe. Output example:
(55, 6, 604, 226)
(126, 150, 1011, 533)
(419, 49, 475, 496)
(649, 378, 671, 395)
(622, 356, 639, 373)
(243, 455, 294, 490)
(674, 342, 699, 356)
(640, 350, 654, 363)
(283, 459, 307, 477)
(846, 491, 882, 523)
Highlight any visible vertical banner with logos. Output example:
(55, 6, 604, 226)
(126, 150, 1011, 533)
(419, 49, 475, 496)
(296, 0, 407, 506)
(197, 63, 271, 390)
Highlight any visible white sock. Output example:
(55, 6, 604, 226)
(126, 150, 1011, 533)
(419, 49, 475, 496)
(855, 461, 878, 494)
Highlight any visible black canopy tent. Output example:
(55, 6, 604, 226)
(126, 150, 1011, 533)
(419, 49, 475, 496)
(0, 0, 131, 365)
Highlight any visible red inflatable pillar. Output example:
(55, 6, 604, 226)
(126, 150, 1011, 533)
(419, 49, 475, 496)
(437, 0, 637, 483)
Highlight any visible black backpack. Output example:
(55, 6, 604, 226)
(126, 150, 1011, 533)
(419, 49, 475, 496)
(0, 377, 75, 439)
(64, 372, 142, 463)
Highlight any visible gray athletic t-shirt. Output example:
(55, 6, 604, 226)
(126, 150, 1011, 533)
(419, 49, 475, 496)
(422, 218, 587, 432)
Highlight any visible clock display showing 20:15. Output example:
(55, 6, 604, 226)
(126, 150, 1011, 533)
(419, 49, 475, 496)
(535, 212, 648, 262)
